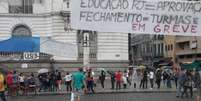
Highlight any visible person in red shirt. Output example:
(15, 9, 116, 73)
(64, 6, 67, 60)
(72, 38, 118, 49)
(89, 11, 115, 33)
(6, 71, 13, 96)
(115, 70, 122, 90)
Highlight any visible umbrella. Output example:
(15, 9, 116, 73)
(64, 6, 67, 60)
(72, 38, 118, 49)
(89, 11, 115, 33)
(137, 65, 146, 69)
(38, 68, 49, 74)
(161, 66, 172, 69)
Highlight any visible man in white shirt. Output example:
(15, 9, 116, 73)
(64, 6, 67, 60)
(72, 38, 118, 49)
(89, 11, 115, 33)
(149, 70, 154, 89)
(64, 72, 72, 92)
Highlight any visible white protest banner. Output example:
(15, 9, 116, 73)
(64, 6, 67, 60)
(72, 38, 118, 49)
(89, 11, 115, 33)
(71, 0, 201, 36)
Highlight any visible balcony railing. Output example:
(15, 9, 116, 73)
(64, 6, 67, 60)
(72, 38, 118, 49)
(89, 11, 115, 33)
(176, 49, 201, 55)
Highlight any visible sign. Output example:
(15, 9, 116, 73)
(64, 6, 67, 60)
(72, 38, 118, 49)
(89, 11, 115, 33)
(21, 63, 28, 69)
(71, 0, 201, 36)
(23, 52, 39, 60)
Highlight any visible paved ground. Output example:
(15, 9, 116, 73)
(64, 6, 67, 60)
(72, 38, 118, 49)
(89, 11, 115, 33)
(7, 93, 195, 101)
(42, 79, 178, 93)
(26, 79, 178, 95)
(11, 79, 181, 96)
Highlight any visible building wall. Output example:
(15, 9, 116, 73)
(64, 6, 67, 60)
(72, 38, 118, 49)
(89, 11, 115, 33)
(175, 36, 201, 63)
(130, 34, 165, 66)
(0, 0, 129, 69)
(98, 33, 128, 61)
(164, 35, 176, 63)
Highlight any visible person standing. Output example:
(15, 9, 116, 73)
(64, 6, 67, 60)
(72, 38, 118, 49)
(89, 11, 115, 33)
(166, 70, 172, 88)
(132, 69, 138, 89)
(142, 69, 148, 89)
(6, 71, 13, 96)
(174, 70, 179, 88)
(155, 69, 162, 89)
(19, 73, 25, 95)
(0, 71, 7, 101)
(19, 73, 25, 87)
(115, 70, 122, 90)
(28, 73, 37, 94)
(122, 74, 127, 89)
(50, 72, 56, 92)
(107, 71, 115, 90)
(176, 69, 185, 98)
(86, 72, 94, 93)
(71, 68, 85, 101)
(181, 70, 193, 98)
(12, 71, 19, 96)
(162, 71, 168, 87)
(100, 70, 106, 88)
(149, 70, 154, 89)
(64, 72, 72, 92)
(56, 72, 62, 92)
(139, 70, 143, 89)
(194, 70, 201, 101)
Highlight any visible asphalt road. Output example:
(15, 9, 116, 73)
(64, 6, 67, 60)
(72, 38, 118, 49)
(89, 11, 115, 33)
(7, 93, 195, 101)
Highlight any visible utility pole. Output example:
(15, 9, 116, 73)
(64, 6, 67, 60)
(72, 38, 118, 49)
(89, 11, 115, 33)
(83, 32, 90, 72)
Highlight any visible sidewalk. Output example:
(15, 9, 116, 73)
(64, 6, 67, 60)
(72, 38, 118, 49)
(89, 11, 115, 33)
(24, 79, 181, 96)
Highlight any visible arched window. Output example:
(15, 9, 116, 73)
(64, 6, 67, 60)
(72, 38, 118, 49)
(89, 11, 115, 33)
(12, 25, 32, 37)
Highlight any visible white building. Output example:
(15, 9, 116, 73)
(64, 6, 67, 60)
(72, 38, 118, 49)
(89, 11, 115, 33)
(0, 0, 128, 71)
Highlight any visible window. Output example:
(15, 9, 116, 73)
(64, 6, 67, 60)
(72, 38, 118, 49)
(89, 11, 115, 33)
(197, 54, 201, 57)
(64, 0, 70, 8)
(12, 25, 32, 37)
(170, 44, 173, 50)
(165, 45, 168, 51)
(168, 45, 170, 51)
(186, 55, 193, 58)
(161, 43, 163, 55)
(179, 55, 184, 59)
(66, 15, 70, 23)
(66, 0, 70, 8)
(158, 44, 160, 56)
(9, 0, 33, 14)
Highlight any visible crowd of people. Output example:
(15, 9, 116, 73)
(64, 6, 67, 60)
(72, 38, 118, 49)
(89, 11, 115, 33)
(0, 66, 200, 101)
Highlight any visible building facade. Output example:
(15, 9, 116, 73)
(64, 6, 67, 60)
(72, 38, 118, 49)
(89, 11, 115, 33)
(0, 0, 128, 72)
(130, 34, 164, 66)
(163, 35, 176, 63)
(175, 36, 201, 63)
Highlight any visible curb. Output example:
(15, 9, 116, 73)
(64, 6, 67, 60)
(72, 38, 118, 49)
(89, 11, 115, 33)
(14, 90, 179, 96)
(10, 88, 198, 96)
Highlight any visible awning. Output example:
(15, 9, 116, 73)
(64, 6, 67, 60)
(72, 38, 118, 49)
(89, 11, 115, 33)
(181, 60, 201, 70)
(0, 36, 40, 52)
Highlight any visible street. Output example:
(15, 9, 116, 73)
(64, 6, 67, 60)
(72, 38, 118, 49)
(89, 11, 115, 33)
(7, 93, 195, 101)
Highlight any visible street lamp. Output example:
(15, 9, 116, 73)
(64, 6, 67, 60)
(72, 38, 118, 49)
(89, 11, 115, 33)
(83, 32, 90, 72)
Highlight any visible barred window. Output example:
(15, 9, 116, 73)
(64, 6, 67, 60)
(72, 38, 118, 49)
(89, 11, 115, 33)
(9, 0, 33, 14)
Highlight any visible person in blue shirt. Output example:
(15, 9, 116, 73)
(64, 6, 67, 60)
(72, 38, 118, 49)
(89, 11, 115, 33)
(71, 68, 86, 101)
